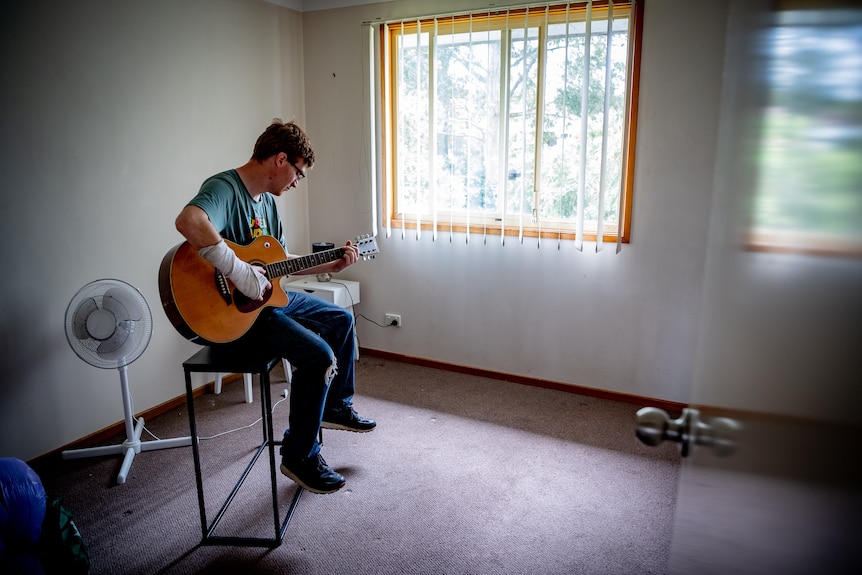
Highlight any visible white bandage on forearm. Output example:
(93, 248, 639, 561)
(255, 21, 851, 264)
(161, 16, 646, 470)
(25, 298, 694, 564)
(199, 240, 269, 299)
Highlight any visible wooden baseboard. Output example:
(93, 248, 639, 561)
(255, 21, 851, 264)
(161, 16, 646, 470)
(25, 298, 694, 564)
(360, 348, 686, 414)
(32, 352, 684, 466)
(27, 378, 234, 468)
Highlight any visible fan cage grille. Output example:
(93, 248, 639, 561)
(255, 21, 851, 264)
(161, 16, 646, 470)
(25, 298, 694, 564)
(65, 279, 153, 369)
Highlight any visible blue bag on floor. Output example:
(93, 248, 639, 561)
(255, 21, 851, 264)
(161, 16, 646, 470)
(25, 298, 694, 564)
(0, 457, 48, 574)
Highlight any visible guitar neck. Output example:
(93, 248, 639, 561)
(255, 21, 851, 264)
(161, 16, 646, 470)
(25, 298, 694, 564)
(267, 247, 345, 279)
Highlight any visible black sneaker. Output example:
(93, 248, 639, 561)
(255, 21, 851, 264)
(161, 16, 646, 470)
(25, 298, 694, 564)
(321, 406, 377, 433)
(280, 453, 345, 494)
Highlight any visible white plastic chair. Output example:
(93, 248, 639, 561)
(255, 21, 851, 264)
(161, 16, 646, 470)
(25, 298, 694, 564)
(214, 358, 293, 403)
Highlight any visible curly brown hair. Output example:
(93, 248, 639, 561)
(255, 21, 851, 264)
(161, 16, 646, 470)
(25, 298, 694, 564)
(251, 119, 315, 168)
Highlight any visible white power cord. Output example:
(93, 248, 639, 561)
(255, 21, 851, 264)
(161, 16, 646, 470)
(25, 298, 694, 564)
(198, 391, 289, 441)
(142, 389, 289, 442)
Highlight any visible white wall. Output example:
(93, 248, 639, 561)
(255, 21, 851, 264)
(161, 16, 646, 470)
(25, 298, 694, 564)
(0, 0, 307, 461)
(0, 0, 731, 462)
(302, 1, 727, 400)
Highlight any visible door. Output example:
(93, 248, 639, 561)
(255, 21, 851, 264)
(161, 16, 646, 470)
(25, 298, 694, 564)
(657, 1, 862, 572)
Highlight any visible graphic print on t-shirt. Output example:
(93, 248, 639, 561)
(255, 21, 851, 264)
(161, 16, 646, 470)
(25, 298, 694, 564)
(249, 216, 269, 239)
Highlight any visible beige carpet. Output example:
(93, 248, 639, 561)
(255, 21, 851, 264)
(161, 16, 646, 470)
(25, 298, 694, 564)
(32, 356, 681, 574)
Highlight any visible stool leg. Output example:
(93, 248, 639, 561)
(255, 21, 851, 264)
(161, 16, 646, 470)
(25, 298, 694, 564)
(214, 373, 223, 394)
(282, 359, 292, 383)
(243, 373, 253, 403)
(185, 368, 208, 540)
(260, 366, 284, 541)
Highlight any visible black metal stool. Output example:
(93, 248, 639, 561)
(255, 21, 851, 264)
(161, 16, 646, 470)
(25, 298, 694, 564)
(183, 345, 302, 548)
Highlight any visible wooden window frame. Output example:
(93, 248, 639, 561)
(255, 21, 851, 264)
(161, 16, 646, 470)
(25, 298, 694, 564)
(379, 1, 644, 244)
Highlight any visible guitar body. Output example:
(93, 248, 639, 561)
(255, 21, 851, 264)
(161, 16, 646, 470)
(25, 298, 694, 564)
(158, 237, 289, 345)
(159, 233, 378, 345)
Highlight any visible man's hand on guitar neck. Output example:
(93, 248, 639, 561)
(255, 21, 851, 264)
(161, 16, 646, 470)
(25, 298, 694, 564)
(330, 240, 359, 273)
(199, 239, 271, 301)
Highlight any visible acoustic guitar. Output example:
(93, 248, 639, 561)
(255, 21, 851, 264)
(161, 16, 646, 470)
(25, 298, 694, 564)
(158, 234, 379, 344)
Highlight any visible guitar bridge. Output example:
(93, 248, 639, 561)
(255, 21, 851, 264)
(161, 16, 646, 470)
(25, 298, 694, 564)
(214, 270, 232, 305)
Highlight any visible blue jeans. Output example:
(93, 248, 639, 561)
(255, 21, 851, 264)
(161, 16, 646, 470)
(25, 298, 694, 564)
(246, 291, 356, 460)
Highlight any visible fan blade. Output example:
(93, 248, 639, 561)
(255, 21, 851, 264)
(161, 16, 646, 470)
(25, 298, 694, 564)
(102, 287, 143, 322)
(97, 326, 133, 360)
(72, 298, 99, 340)
(110, 286, 144, 320)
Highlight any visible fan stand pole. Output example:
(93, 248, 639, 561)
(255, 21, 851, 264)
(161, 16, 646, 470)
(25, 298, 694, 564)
(61, 365, 192, 484)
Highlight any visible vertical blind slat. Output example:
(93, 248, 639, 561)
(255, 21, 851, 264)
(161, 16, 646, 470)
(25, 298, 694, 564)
(500, 11, 512, 246)
(559, 3, 573, 250)
(533, 6, 550, 249)
(415, 20, 422, 240)
(617, 0, 635, 254)
(465, 15, 473, 243)
(363, 24, 379, 238)
(519, 12, 529, 244)
(575, 1, 593, 252)
(383, 23, 393, 238)
(429, 20, 438, 242)
(596, 0, 614, 251)
(399, 21, 407, 239)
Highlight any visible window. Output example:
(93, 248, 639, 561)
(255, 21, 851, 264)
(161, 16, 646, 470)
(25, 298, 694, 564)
(380, 1, 643, 248)
(748, 3, 862, 257)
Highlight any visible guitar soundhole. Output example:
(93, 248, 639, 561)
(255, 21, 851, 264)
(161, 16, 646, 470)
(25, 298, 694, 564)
(233, 288, 272, 313)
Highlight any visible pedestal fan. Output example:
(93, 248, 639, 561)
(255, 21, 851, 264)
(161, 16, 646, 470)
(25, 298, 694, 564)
(62, 279, 191, 484)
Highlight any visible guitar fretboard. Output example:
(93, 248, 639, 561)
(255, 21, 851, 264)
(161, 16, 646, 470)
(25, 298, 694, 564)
(266, 248, 345, 279)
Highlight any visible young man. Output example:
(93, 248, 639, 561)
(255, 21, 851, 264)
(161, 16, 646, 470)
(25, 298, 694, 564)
(174, 119, 375, 494)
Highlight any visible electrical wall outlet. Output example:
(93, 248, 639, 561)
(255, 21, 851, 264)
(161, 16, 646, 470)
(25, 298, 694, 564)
(385, 313, 401, 327)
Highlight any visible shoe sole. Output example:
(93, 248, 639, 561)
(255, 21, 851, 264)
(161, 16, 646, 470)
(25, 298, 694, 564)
(279, 463, 345, 494)
(320, 421, 376, 432)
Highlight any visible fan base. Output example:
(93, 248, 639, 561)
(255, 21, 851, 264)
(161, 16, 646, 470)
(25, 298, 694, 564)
(61, 416, 191, 484)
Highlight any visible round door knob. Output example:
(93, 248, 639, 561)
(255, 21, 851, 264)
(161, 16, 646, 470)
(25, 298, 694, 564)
(635, 407, 674, 447)
(635, 407, 739, 457)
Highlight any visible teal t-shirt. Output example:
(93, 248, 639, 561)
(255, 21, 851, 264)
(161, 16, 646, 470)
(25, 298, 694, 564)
(188, 169, 285, 248)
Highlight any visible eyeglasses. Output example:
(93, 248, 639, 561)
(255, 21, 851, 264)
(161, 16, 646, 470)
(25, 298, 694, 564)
(288, 160, 306, 182)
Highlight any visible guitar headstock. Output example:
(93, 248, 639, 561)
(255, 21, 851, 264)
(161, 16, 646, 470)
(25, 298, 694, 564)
(354, 234, 380, 261)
